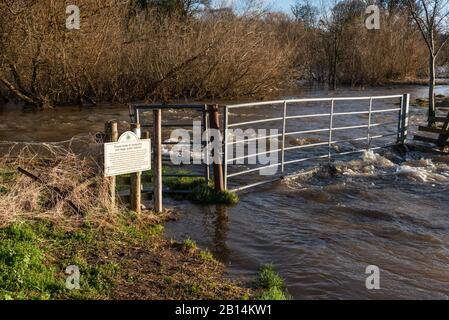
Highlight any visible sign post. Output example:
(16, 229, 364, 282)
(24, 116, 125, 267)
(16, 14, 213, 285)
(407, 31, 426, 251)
(105, 121, 118, 208)
(131, 123, 142, 214)
(104, 130, 151, 213)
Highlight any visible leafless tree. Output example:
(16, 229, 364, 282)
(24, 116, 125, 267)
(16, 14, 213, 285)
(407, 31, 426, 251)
(405, 0, 449, 126)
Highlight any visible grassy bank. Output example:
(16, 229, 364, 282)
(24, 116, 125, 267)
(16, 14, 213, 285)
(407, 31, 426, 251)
(0, 213, 249, 300)
(0, 144, 251, 300)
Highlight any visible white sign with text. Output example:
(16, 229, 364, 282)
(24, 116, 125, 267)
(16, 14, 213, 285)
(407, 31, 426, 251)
(104, 131, 151, 177)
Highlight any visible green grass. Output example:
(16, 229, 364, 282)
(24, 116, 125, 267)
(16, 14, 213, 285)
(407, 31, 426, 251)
(180, 238, 197, 252)
(0, 223, 64, 300)
(165, 173, 239, 205)
(0, 220, 131, 300)
(116, 169, 239, 205)
(119, 222, 165, 242)
(254, 264, 290, 300)
(199, 250, 216, 263)
(189, 184, 239, 205)
(165, 174, 206, 191)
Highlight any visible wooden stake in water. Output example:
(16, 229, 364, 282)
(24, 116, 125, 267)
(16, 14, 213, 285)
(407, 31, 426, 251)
(209, 105, 225, 192)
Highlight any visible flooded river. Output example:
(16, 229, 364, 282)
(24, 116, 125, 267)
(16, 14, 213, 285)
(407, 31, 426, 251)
(1, 85, 449, 299)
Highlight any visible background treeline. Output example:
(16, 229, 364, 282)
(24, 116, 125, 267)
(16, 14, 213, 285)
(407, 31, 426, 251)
(0, 0, 444, 107)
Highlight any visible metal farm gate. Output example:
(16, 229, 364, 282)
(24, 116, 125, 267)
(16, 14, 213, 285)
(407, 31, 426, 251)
(129, 103, 211, 183)
(223, 94, 410, 192)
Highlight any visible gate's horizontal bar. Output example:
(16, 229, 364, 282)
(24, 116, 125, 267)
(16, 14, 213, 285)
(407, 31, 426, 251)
(226, 162, 282, 178)
(284, 141, 329, 151)
(370, 108, 400, 113)
(285, 113, 330, 120)
(285, 128, 330, 136)
(227, 117, 284, 128)
(333, 110, 370, 116)
(227, 148, 282, 163)
(333, 124, 369, 131)
(225, 96, 403, 109)
(226, 100, 286, 109)
(285, 95, 403, 103)
(225, 133, 283, 146)
(283, 154, 329, 166)
(282, 108, 400, 121)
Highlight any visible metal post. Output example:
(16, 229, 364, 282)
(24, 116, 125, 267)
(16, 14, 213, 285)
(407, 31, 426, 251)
(397, 95, 404, 144)
(153, 109, 163, 213)
(367, 98, 373, 149)
(399, 93, 410, 145)
(209, 105, 225, 192)
(105, 120, 118, 208)
(223, 106, 228, 190)
(131, 123, 142, 214)
(328, 99, 334, 165)
(281, 101, 287, 175)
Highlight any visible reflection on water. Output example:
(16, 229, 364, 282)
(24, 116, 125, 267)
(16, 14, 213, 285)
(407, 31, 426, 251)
(213, 205, 231, 261)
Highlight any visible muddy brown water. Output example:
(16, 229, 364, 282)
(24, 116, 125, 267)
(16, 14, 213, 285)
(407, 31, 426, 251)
(1, 85, 449, 299)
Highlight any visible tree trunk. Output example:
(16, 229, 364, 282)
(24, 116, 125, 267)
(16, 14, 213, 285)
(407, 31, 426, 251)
(428, 54, 436, 127)
(331, 37, 338, 91)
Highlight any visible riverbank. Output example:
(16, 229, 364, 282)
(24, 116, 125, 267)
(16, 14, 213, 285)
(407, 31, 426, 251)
(0, 163, 250, 300)
(0, 212, 250, 300)
(0, 155, 291, 300)
(387, 78, 449, 86)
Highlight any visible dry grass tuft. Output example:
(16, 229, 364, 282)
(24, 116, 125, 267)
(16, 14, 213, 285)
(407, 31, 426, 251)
(0, 137, 116, 229)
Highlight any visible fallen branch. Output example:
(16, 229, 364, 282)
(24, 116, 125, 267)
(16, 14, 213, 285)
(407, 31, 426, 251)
(17, 166, 84, 216)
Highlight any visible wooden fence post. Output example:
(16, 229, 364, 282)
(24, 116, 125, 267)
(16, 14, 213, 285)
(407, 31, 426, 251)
(209, 105, 225, 192)
(153, 109, 163, 213)
(130, 123, 142, 214)
(105, 120, 118, 207)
